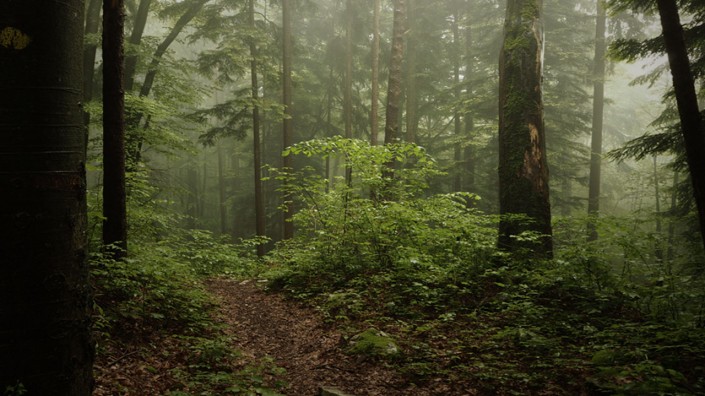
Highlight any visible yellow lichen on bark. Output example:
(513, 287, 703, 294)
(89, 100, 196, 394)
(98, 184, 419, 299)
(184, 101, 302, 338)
(0, 27, 31, 50)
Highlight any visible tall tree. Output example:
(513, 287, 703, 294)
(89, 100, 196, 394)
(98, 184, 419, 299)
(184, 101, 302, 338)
(129, 0, 209, 164)
(0, 0, 93, 393)
(452, 7, 462, 191)
(587, 0, 607, 241)
(282, 0, 294, 239)
(124, 0, 153, 92)
(384, 0, 406, 148)
(370, 0, 381, 145)
(654, 0, 705, 252)
(497, 0, 553, 257)
(405, 0, 418, 144)
(344, 0, 354, 186)
(463, 0, 476, 192)
(250, 0, 266, 256)
(103, 0, 128, 258)
(83, 0, 102, 105)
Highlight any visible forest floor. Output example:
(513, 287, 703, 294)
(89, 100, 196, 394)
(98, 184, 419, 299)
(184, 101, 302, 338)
(207, 278, 451, 396)
(94, 278, 464, 395)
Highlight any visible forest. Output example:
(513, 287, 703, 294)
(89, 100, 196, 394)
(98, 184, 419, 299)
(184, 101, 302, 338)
(1, 0, 705, 394)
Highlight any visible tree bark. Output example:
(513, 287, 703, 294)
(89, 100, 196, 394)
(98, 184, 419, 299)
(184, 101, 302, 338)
(83, 0, 102, 104)
(250, 0, 266, 256)
(344, 0, 354, 186)
(217, 144, 228, 235)
(138, 0, 208, 99)
(0, 0, 93, 393)
(384, 0, 406, 147)
(128, 0, 208, 163)
(370, 0, 381, 145)
(587, 0, 607, 242)
(453, 9, 462, 191)
(103, 0, 128, 258)
(653, 156, 663, 260)
(405, 0, 418, 144)
(497, 0, 553, 258)
(464, 3, 475, 192)
(282, 0, 294, 239)
(124, 0, 153, 92)
(655, 0, 705, 252)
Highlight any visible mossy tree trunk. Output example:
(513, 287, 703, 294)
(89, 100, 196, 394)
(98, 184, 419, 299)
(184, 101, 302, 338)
(0, 0, 94, 392)
(497, 0, 553, 258)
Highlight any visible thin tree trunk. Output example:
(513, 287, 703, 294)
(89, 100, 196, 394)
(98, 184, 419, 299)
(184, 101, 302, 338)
(186, 164, 199, 229)
(83, 0, 102, 104)
(587, 0, 607, 241)
(497, 0, 553, 258)
(0, 0, 93, 393)
(127, 0, 208, 164)
(250, 0, 266, 256)
(464, 5, 475, 192)
(370, 0, 381, 145)
(655, 0, 705, 252)
(452, 9, 462, 192)
(218, 144, 227, 235)
(405, 0, 418, 144)
(103, 0, 128, 258)
(139, 0, 207, 99)
(344, 0, 354, 186)
(124, 0, 153, 92)
(654, 156, 663, 260)
(282, 0, 294, 239)
(326, 64, 334, 191)
(384, 0, 406, 148)
(667, 171, 678, 260)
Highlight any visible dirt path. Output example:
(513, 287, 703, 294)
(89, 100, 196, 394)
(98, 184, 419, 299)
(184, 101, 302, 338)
(206, 278, 434, 396)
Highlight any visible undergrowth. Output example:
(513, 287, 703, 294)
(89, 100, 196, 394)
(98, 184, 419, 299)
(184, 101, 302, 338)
(262, 138, 705, 395)
(90, 170, 281, 395)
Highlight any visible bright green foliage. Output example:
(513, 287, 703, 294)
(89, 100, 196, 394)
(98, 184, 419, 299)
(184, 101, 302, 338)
(260, 137, 705, 393)
(267, 138, 496, 305)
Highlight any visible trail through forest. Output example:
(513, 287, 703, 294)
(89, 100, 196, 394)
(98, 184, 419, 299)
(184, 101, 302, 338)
(207, 278, 445, 396)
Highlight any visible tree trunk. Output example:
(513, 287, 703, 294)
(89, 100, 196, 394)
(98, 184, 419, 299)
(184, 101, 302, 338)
(250, 0, 266, 256)
(282, 0, 294, 239)
(464, 3, 475, 192)
(667, 171, 678, 261)
(127, 0, 208, 164)
(218, 144, 228, 235)
(653, 156, 663, 260)
(587, 0, 606, 242)
(497, 0, 553, 258)
(103, 0, 128, 258)
(405, 0, 418, 144)
(452, 9, 462, 191)
(344, 0, 354, 186)
(384, 0, 406, 147)
(370, 0, 381, 145)
(655, 0, 705, 252)
(124, 0, 153, 92)
(0, 1, 94, 393)
(83, 0, 102, 104)
(138, 0, 207, 99)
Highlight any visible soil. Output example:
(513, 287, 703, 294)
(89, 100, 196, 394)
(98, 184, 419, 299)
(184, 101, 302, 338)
(95, 278, 473, 395)
(206, 278, 436, 396)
